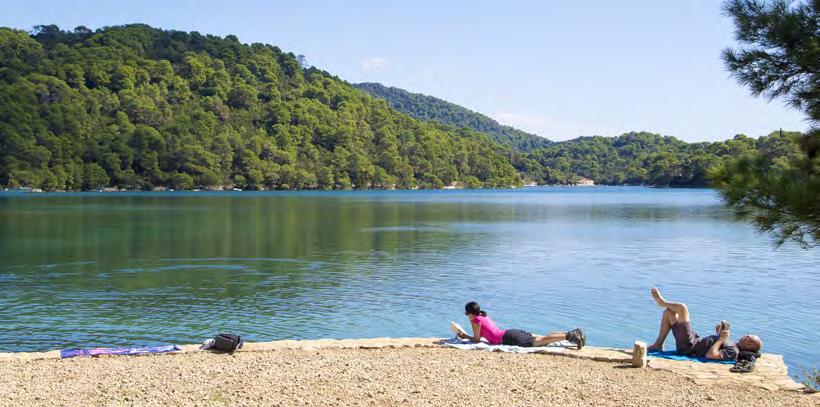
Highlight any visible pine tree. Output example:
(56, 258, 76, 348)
(712, 0, 819, 247)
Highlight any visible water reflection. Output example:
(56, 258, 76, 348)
(0, 188, 817, 374)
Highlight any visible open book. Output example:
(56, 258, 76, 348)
(450, 321, 469, 337)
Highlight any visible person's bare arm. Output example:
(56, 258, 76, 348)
(457, 321, 482, 342)
(706, 330, 730, 359)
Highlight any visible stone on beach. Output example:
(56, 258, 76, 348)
(632, 341, 648, 368)
(0, 338, 815, 406)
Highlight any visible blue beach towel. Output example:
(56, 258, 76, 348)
(60, 344, 181, 358)
(648, 350, 735, 365)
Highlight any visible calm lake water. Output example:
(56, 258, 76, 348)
(0, 187, 817, 373)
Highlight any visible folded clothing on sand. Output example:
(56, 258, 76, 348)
(442, 337, 572, 354)
(648, 350, 735, 365)
(60, 345, 181, 358)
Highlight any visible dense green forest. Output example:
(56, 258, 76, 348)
(515, 130, 802, 187)
(354, 82, 551, 151)
(0, 24, 806, 191)
(0, 24, 522, 191)
(354, 82, 804, 187)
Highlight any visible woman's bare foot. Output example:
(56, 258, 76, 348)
(651, 287, 668, 308)
(647, 343, 663, 352)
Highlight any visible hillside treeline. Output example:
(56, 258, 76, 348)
(0, 24, 521, 191)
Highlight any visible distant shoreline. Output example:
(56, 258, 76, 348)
(0, 185, 715, 195)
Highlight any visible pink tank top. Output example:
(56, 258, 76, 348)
(471, 314, 506, 345)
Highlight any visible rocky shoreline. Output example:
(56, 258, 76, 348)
(0, 338, 816, 406)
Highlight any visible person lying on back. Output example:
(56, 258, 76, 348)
(646, 287, 762, 360)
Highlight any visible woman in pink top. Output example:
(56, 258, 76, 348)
(456, 301, 586, 349)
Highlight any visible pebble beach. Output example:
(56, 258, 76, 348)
(0, 345, 815, 406)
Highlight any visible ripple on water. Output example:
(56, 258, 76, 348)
(360, 225, 446, 233)
(0, 188, 817, 373)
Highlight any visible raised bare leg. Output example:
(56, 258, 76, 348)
(651, 287, 690, 323)
(533, 332, 566, 347)
(648, 308, 676, 351)
(648, 288, 691, 351)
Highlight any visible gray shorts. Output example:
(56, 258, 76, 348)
(671, 322, 698, 355)
(502, 329, 535, 347)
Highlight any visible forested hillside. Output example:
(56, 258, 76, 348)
(0, 24, 805, 191)
(354, 82, 551, 151)
(519, 131, 803, 187)
(0, 24, 522, 191)
(356, 82, 804, 188)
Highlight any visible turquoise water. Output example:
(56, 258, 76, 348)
(0, 187, 817, 373)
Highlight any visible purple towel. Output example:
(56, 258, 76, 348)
(60, 344, 181, 358)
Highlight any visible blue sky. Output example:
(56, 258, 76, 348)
(1, 0, 808, 141)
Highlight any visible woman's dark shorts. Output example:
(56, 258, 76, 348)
(671, 322, 699, 355)
(502, 329, 535, 347)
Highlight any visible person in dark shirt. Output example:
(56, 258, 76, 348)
(645, 287, 762, 360)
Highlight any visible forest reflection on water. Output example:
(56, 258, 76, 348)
(0, 187, 817, 373)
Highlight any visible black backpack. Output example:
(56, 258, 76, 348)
(211, 333, 243, 352)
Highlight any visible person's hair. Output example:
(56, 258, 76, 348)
(748, 335, 763, 352)
(465, 301, 487, 316)
(739, 334, 763, 352)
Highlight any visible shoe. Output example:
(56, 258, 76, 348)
(730, 358, 755, 373)
(566, 328, 586, 350)
(199, 338, 215, 350)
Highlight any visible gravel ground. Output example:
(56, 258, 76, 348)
(0, 347, 814, 406)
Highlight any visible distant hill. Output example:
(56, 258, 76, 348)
(354, 83, 804, 188)
(354, 82, 551, 151)
(0, 25, 802, 191)
(0, 24, 522, 191)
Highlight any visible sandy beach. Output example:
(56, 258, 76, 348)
(0, 344, 815, 406)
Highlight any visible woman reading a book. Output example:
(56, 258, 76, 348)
(457, 301, 586, 349)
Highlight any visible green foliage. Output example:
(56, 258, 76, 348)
(1, 22, 811, 204)
(0, 24, 523, 191)
(794, 367, 819, 393)
(354, 82, 807, 189)
(82, 163, 109, 190)
(717, 0, 819, 247)
(169, 172, 194, 190)
(722, 0, 818, 122)
(522, 132, 800, 188)
(710, 131, 818, 247)
(354, 82, 551, 151)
